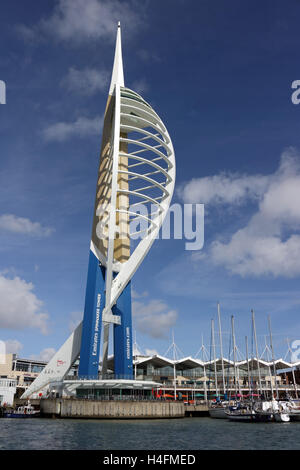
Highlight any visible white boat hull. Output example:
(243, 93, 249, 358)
(274, 412, 290, 422)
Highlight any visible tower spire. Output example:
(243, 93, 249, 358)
(109, 22, 124, 95)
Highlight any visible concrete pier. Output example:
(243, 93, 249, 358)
(184, 404, 209, 417)
(40, 398, 185, 419)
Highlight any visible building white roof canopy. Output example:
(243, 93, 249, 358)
(133, 354, 299, 371)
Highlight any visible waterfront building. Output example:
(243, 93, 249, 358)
(43, 353, 300, 401)
(0, 350, 299, 402)
(132, 354, 300, 400)
(0, 354, 46, 399)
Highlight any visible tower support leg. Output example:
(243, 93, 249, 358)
(113, 280, 133, 379)
(78, 250, 106, 377)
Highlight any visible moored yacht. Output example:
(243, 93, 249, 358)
(3, 402, 40, 418)
(225, 402, 256, 422)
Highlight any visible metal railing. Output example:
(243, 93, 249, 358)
(58, 395, 168, 402)
(64, 374, 155, 382)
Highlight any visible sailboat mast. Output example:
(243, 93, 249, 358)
(217, 303, 226, 397)
(252, 309, 262, 396)
(231, 315, 238, 401)
(133, 330, 137, 380)
(268, 315, 279, 399)
(264, 335, 274, 399)
(172, 330, 177, 401)
(212, 319, 219, 398)
(245, 336, 252, 399)
(201, 335, 208, 401)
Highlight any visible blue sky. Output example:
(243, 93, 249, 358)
(1, 0, 300, 362)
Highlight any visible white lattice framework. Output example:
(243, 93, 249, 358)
(101, 84, 176, 370)
(104, 85, 175, 312)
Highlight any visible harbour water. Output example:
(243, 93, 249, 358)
(0, 417, 300, 450)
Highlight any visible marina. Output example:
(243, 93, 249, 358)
(1, 306, 300, 422)
(1, 1, 300, 453)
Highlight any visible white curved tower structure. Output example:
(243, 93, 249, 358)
(22, 23, 175, 398)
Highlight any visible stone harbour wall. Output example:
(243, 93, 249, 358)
(40, 398, 185, 419)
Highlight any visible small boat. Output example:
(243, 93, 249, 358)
(225, 409, 256, 421)
(3, 403, 40, 418)
(225, 403, 256, 422)
(254, 400, 292, 423)
(252, 400, 274, 422)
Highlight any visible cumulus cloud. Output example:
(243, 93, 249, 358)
(0, 214, 54, 237)
(18, 0, 142, 44)
(211, 233, 300, 278)
(62, 67, 109, 95)
(131, 289, 148, 299)
(207, 149, 300, 277)
(43, 115, 102, 142)
(133, 295, 177, 339)
(31, 348, 56, 362)
(0, 274, 49, 333)
(178, 172, 269, 206)
(4, 339, 23, 355)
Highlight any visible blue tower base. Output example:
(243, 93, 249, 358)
(113, 281, 133, 379)
(78, 252, 133, 379)
(78, 250, 105, 377)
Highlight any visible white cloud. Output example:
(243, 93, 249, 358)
(19, 0, 142, 44)
(43, 115, 102, 142)
(69, 311, 83, 332)
(133, 296, 177, 339)
(0, 214, 54, 237)
(178, 172, 268, 206)
(207, 149, 300, 277)
(0, 274, 49, 334)
(31, 348, 56, 363)
(62, 67, 109, 96)
(131, 289, 148, 299)
(4, 339, 23, 355)
(211, 232, 300, 278)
